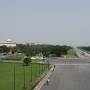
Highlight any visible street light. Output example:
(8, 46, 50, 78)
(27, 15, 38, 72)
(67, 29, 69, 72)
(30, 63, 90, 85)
(42, 59, 45, 73)
(47, 58, 50, 70)
(14, 63, 16, 90)
(38, 60, 40, 76)
(30, 62, 32, 90)
(39, 62, 40, 76)
(35, 63, 37, 78)
(43, 58, 46, 71)
(22, 65, 27, 90)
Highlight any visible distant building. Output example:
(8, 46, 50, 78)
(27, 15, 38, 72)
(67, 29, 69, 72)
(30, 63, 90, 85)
(0, 39, 16, 47)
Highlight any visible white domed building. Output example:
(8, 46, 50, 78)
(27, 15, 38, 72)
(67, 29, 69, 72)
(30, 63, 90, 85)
(0, 39, 16, 47)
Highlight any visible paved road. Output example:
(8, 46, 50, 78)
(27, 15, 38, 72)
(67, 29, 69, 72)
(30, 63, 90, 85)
(40, 57, 90, 90)
(49, 57, 90, 64)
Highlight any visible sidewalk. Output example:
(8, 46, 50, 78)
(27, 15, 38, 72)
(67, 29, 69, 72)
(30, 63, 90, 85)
(33, 66, 54, 90)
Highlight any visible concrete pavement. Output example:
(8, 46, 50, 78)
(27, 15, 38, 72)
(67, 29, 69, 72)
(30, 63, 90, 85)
(40, 64, 90, 90)
(32, 55, 90, 90)
(33, 66, 54, 90)
(35, 56, 90, 90)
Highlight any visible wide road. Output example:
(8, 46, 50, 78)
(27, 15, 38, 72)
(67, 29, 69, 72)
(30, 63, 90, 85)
(40, 57, 90, 90)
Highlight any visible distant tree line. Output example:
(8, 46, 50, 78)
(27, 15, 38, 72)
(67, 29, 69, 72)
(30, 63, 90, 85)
(0, 45, 17, 54)
(78, 46, 90, 51)
(0, 44, 72, 57)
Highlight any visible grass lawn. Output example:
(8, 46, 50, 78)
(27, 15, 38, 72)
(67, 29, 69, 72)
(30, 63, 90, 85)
(0, 63, 48, 90)
(65, 49, 78, 58)
(87, 51, 90, 54)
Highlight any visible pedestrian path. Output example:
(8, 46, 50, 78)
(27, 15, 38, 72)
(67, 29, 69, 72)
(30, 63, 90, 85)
(33, 66, 54, 90)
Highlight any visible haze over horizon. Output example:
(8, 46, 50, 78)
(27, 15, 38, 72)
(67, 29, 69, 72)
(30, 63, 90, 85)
(0, 0, 90, 46)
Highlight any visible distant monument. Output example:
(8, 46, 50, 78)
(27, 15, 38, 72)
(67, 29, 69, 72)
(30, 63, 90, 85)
(0, 39, 16, 47)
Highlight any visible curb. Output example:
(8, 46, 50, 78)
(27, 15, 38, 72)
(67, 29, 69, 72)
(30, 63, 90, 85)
(33, 66, 54, 90)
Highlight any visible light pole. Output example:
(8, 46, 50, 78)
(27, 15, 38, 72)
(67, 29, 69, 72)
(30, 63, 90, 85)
(23, 64, 27, 90)
(44, 58, 46, 71)
(14, 64, 15, 90)
(42, 59, 45, 73)
(35, 63, 37, 78)
(30, 62, 32, 90)
(47, 58, 50, 70)
(23, 65, 26, 90)
(38, 61, 40, 76)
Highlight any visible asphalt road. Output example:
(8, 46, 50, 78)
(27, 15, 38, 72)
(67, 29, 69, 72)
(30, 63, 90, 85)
(40, 57, 90, 90)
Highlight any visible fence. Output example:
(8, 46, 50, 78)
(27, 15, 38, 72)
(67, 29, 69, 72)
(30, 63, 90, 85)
(0, 62, 48, 90)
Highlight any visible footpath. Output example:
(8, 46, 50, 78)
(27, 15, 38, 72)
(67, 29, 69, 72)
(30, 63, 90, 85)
(33, 66, 54, 90)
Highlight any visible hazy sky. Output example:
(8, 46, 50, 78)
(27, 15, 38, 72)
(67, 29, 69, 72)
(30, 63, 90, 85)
(0, 0, 90, 46)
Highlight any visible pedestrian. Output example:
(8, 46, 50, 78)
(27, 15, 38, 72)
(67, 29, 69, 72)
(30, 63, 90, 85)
(51, 67, 54, 72)
(54, 65, 55, 68)
(46, 79, 50, 85)
(53, 68, 54, 71)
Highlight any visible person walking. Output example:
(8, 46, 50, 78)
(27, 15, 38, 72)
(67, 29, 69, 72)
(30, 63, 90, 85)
(46, 79, 50, 85)
(54, 65, 56, 68)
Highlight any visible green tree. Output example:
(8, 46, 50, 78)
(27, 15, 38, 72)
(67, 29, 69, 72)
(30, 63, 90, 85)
(0, 45, 10, 53)
(23, 56, 31, 66)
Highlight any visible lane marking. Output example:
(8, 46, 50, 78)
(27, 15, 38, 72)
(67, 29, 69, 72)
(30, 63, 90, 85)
(55, 63, 90, 65)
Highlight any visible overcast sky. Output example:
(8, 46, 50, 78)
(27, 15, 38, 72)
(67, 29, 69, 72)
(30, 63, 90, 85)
(0, 0, 90, 46)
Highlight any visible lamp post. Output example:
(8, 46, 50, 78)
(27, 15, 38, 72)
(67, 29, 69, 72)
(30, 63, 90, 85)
(44, 58, 46, 70)
(35, 63, 37, 78)
(38, 60, 40, 76)
(30, 62, 32, 90)
(23, 56, 28, 90)
(47, 58, 50, 70)
(14, 64, 15, 90)
(42, 60, 44, 73)
(42, 59, 45, 72)
(23, 65, 26, 90)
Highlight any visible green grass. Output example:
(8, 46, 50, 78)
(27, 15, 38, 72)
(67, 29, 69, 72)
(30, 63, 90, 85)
(65, 49, 78, 58)
(0, 63, 48, 90)
(87, 51, 90, 54)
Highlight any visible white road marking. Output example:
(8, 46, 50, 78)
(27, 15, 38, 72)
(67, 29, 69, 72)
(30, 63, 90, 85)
(55, 63, 90, 65)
